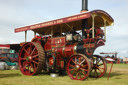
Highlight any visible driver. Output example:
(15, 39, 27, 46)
(71, 27, 81, 41)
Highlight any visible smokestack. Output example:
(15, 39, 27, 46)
(81, 0, 88, 38)
(81, 0, 88, 13)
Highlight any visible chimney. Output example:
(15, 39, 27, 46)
(81, 0, 88, 13)
(81, 0, 88, 39)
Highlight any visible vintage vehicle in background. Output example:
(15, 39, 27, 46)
(0, 44, 19, 63)
(0, 53, 18, 62)
(15, 0, 114, 80)
(123, 57, 128, 64)
(0, 44, 10, 54)
(100, 52, 121, 64)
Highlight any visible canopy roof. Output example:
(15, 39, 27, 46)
(15, 10, 114, 35)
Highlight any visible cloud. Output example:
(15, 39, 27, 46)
(0, 0, 128, 57)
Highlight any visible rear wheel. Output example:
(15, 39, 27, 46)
(19, 42, 45, 76)
(66, 54, 90, 80)
(90, 55, 107, 78)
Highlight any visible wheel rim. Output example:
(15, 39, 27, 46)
(90, 55, 107, 78)
(66, 54, 90, 80)
(19, 42, 45, 76)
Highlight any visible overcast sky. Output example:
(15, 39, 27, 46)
(0, 0, 128, 57)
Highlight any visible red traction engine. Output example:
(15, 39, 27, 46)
(15, 0, 114, 81)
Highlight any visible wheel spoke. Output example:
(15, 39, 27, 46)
(81, 71, 86, 76)
(93, 69, 96, 77)
(79, 59, 85, 65)
(33, 63, 36, 69)
(30, 47, 36, 55)
(23, 49, 30, 56)
(90, 69, 93, 76)
(30, 63, 34, 72)
(95, 69, 98, 77)
(28, 65, 31, 73)
(98, 68, 103, 74)
(20, 58, 26, 60)
(32, 54, 39, 59)
(32, 60, 38, 64)
(79, 57, 81, 64)
(75, 56, 77, 64)
(78, 72, 82, 79)
(97, 59, 101, 64)
(80, 68, 88, 71)
(71, 59, 76, 64)
(29, 43, 32, 54)
(98, 64, 103, 66)
(71, 70, 76, 75)
(23, 62, 28, 70)
(81, 64, 88, 68)
(69, 68, 74, 71)
(76, 72, 78, 79)
(69, 64, 75, 68)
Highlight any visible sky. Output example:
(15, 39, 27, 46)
(0, 0, 128, 58)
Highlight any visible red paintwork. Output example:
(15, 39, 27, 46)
(51, 37, 65, 47)
(42, 27, 105, 71)
(15, 10, 114, 33)
(15, 12, 90, 33)
(16, 9, 114, 80)
(0, 44, 10, 48)
(49, 57, 53, 65)
(64, 43, 77, 57)
(45, 38, 52, 51)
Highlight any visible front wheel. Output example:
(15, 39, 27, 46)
(90, 55, 107, 78)
(66, 54, 91, 80)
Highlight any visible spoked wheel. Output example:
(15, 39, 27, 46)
(19, 42, 45, 76)
(90, 55, 107, 78)
(66, 54, 90, 80)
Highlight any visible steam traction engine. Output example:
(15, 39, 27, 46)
(15, 0, 114, 80)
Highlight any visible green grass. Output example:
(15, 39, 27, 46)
(0, 64, 128, 85)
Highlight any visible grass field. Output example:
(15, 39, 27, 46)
(0, 64, 128, 85)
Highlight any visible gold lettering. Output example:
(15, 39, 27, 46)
(41, 22, 54, 27)
(57, 19, 63, 23)
(67, 16, 78, 21)
(30, 24, 41, 29)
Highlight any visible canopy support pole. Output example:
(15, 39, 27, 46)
(92, 15, 95, 38)
(61, 27, 62, 34)
(60, 24, 63, 34)
(25, 31, 27, 43)
(51, 27, 53, 38)
(104, 20, 107, 41)
(34, 32, 36, 37)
